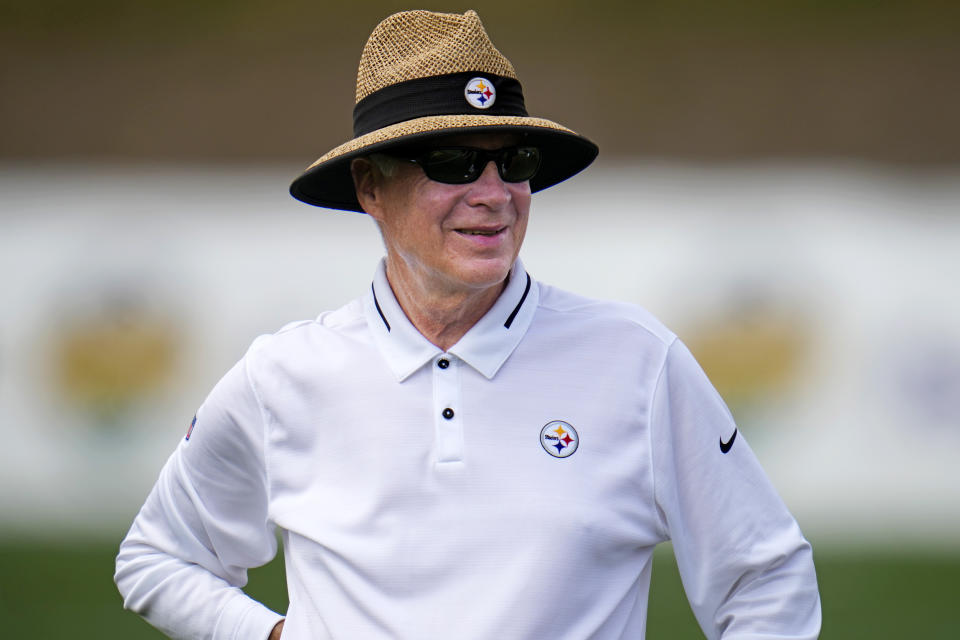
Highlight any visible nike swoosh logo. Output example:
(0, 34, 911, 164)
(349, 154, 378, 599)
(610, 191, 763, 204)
(719, 428, 737, 454)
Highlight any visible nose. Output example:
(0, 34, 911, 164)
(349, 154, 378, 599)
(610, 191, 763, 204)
(465, 160, 511, 209)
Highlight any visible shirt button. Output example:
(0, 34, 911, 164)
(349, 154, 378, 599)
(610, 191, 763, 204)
(442, 408, 455, 420)
(437, 358, 450, 369)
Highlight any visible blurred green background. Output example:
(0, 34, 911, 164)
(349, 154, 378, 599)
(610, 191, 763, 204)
(3, 0, 959, 164)
(2, 542, 959, 638)
(2, 1, 959, 638)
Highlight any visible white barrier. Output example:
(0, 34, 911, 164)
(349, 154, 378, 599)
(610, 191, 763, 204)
(1, 162, 958, 546)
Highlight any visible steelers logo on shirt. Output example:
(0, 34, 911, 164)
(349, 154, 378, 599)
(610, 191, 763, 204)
(540, 420, 579, 458)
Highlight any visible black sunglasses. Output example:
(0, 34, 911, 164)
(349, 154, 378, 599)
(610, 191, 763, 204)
(392, 146, 542, 184)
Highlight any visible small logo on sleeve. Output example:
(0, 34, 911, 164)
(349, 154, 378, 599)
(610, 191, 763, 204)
(541, 420, 579, 458)
(719, 428, 737, 453)
(185, 415, 197, 441)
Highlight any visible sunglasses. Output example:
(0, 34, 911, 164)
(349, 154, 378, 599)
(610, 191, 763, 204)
(392, 146, 542, 184)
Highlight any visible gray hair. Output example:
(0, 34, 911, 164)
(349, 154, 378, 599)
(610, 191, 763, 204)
(366, 153, 403, 179)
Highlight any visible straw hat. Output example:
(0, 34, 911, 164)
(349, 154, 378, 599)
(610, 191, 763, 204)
(289, 9, 598, 212)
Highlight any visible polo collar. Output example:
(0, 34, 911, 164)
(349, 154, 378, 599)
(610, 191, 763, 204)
(363, 258, 539, 381)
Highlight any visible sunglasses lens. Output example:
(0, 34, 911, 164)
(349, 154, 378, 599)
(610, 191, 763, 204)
(414, 146, 542, 184)
(500, 147, 541, 182)
(421, 149, 480, 184)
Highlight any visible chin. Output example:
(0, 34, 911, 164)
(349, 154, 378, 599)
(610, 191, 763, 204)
(454, 260, 514, 290)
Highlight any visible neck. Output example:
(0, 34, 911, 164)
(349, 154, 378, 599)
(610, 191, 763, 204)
(385, 260, 507, 352)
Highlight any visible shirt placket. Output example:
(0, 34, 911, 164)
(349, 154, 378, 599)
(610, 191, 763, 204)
(432, 353, 464, 464)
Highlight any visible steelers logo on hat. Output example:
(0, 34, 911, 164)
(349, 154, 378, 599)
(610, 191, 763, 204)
(464, 77, 496, 109)
(540, 420, 579, 458)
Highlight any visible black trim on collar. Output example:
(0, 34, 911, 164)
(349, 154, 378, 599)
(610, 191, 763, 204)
(371, 282, 390, 331)
(353, 72, 527, 138)
(504, 273, 531, 329)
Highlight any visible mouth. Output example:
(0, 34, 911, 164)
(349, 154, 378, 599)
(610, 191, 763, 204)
(455, 226, 506, 237)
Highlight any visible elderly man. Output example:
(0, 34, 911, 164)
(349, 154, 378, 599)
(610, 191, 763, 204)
(116, 9, 821, 640)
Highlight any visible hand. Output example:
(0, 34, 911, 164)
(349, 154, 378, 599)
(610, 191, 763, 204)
(268, 620, 284, 640)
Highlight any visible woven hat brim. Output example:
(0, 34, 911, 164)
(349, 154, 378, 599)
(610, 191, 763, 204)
(290, 114, 598, 212)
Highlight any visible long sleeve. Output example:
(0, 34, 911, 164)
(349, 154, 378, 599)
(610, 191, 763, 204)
(651, 338, 821, 639)
(115, 348, 285, 640)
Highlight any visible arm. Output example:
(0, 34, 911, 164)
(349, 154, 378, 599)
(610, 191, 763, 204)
(651, 339, 821, 639)
(115, 351, 285, 640)
(269, 620, 284, 640)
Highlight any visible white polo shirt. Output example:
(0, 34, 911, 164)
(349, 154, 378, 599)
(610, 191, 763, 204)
(116, 258, 821, 640)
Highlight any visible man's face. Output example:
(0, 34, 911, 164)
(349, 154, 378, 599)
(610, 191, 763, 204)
(359, 133, 532, 298)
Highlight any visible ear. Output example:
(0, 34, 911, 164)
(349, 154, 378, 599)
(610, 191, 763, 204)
(351, 157, 382, 218)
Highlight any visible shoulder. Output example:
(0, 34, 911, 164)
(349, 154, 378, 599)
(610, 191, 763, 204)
(535, 281, 677, 349)
(248, 298, 366, 350)
(236, 298, 370, 380)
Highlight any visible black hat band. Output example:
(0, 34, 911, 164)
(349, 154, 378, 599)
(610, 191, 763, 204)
(353, 72, 528, 138)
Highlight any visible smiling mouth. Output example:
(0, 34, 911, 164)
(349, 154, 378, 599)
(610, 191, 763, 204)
(456, 227, 506, 236)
